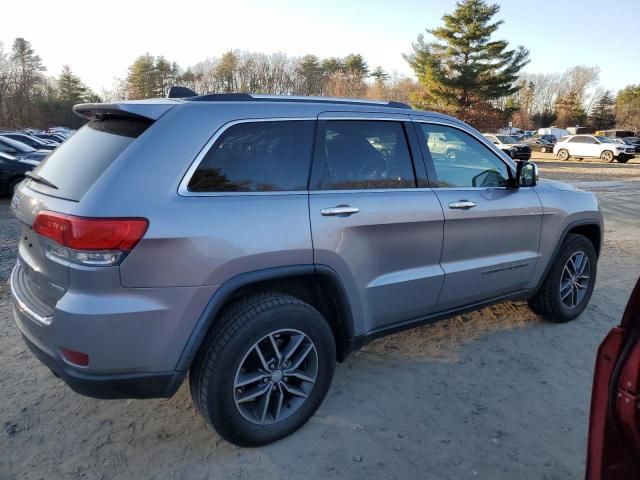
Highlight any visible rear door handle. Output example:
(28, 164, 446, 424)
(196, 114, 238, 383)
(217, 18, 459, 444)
(320, 206, 359, 216)
(448, 200, 476, 210)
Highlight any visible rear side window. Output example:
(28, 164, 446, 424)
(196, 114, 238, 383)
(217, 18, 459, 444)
(30, 118, 150, 201)
(312, 120, 416, 190)
(188, 121, 315, 192)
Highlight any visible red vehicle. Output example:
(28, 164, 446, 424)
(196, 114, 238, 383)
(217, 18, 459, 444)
(586, 277, 640, 479)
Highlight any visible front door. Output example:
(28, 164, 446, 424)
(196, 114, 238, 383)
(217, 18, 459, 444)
(414, 120, 543, 310)
(309, 113, 445, 334)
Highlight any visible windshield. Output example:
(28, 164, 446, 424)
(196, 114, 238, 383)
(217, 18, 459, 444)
(496, 135, 517, 143)
(0, 136, 37, 153)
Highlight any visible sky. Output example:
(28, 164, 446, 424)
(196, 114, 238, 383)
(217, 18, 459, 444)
(1, 0, 638, 94)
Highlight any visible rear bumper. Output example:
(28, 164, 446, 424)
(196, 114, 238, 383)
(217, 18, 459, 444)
(20, 331, 183, 399)
(10, 260, 216, 399)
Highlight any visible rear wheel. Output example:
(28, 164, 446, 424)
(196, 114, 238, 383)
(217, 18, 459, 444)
(557, 149, 570, 161)
(540, 146, 547, 153)
(189, 292, 336, 446)
(600, 150, 614, 163)
(528, 234, 597, 322)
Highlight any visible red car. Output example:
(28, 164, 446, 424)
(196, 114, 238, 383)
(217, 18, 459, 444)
(586, 277, 640, 479)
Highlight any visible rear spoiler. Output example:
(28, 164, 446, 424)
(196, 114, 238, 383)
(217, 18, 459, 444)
(73, 99, 179, 121)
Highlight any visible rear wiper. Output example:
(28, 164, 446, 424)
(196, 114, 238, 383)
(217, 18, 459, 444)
(25, 171, 58, 190)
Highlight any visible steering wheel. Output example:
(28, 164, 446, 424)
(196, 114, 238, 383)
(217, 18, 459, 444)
(358, 154, 389, 182)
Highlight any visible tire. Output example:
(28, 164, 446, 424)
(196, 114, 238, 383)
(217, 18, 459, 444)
(617, 157, 630, 164)
(528, 234, 597, 322)
(540, 147, 547, 153)
(557, 149, 570, 161)
(600, 150, 614, 162)
(189, 292, 336, 446)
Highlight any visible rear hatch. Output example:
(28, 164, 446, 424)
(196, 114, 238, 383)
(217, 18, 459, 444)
(10, 101, 174, 317)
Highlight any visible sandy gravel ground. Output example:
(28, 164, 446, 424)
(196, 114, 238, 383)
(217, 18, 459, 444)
(1, 157, 639, 480)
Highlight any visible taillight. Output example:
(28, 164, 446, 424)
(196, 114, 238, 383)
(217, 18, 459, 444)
(33, 211, 148, 266)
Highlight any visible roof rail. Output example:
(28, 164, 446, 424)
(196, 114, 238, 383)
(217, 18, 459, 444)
(173, 90, 411, 109)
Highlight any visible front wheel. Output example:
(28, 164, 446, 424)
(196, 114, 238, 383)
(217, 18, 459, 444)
(540, 147, 547, 153)
(189, 293, 336, 446)
(600, 150, 614, 163)
(557, 149, 570, 161)
(528, 234, 597, 322)
(617, 157, 630, 164)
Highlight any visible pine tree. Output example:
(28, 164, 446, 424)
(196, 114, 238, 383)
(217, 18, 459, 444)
(555, 90, 586, 127)
(370, 66, 389, 88)
(126, 54, 158, 99)
(57, 65, 88, 104)
(297, 55, 323, 95)
(405, 0, 529, 120)
(589, 90, 615, 130)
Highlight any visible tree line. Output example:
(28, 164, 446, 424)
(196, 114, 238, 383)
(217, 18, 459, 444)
(1, 0, 638, 133)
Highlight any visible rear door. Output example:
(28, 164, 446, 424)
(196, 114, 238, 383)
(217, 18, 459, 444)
(309, 112, 444, 334)
(413, 119, 543, 310)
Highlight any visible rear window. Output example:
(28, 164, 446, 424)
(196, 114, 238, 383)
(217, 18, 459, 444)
(30, 118, 150, 201)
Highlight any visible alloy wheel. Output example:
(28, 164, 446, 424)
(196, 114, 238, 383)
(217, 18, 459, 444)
(233, 329, 318, 425)
(560, 251, 591, 309)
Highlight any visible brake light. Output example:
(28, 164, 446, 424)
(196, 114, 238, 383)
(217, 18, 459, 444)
(33, 211, 148, 266)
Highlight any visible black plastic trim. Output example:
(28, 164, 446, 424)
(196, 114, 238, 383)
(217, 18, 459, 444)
(22, 335, 179, 399)
(174, 264, 356, 371)
(345, 288, 532, 354)
(531, 219, 603, 296)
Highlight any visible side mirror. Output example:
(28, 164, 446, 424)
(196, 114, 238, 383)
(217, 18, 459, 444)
(515, 160, 538, 187)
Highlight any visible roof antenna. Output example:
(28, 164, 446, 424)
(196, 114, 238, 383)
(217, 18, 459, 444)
(167, 86, 198, 99)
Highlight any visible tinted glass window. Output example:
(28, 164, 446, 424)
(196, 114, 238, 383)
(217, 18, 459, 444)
(312, 120, 415, 190)
(30, 118, 151, 201)
(569, 136, 584, 143)
(420, 124, 510, 188)
(188, 121, 314, 192)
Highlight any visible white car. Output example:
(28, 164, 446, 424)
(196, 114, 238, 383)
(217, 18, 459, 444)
(553, 135, 636, 163)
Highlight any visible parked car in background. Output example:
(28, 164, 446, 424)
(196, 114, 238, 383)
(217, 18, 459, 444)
(553, 135, 636, 163)
(34, 133, 67, 143)
(0, 151, 37, 196)
(10, 91, 603, 446)
(0, 132, 58, 151)
(524, 137, 554, 153)
(535, 133, 558, 144)
(586, 276, 640, 480)
(0, 136, 49, 162)
(483, 133, 532, 160)
(622, 137, 640, 153)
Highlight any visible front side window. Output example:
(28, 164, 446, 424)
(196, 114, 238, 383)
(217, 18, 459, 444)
(312, 120, 416, 190)
(188, 120, 315, 192)
(419, 123, 510, 188)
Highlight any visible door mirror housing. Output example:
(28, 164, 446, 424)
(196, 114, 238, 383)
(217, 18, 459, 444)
(515, 160, 538, 187)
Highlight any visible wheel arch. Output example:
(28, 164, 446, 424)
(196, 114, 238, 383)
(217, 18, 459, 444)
(175, 265, 356, 373)
(534, 219, 603, 295)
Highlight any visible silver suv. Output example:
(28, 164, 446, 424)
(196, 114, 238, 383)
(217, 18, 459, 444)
(10, 91, 603, 446)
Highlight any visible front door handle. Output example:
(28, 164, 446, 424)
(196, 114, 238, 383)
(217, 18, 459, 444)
(448, 200, 476, 210)
(320, 206, 359, 216)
